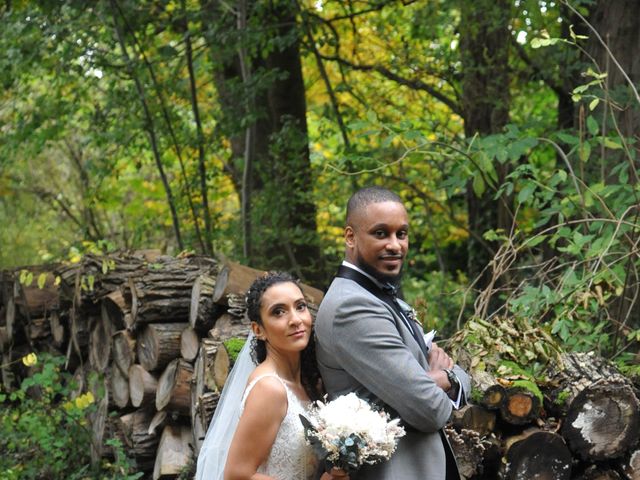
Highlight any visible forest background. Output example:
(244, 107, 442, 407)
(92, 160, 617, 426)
(2, 0, 640, 477)
(1, 0, 639, 373)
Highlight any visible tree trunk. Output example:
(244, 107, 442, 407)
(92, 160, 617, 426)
(191, 346, 220, 455)
(459, 0, 512, 292)
(619, 447, 640, 480)
(205, 1, 326, 284)
(122, 256, 217, 326)
(208, 313, 250, 344)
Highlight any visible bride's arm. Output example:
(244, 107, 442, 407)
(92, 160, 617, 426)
(223, 376, 288, 480)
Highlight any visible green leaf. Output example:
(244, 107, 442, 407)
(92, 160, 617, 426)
(37, 273, 47, 289)
(603, 137, 623, 149)
(472, 174, 485, 196)
(586, 116, 598, 136)
(366, 110, 377, 123)
(524, 235, 547, 248)
(556, 132, 578, 145)
(588, 98, 600, 111)
(579, 142, 591, 162)
(556, 169, 567, 183)
(517, 183, 536, 204)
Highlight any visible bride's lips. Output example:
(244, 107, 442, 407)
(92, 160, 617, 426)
(289, 330, 306, 338)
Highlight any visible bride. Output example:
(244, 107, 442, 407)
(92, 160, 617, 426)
(196, 272, 348, 480)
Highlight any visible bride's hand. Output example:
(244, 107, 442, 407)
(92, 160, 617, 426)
(320, 467, 349, 479)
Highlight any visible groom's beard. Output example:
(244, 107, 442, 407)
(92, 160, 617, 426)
(356, 253, 403, 286)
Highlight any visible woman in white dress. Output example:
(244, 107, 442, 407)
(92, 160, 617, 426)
(196, 272, 347, 480)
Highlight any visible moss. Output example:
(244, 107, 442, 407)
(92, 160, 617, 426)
(555, 389, 571, 406)
(224, 337, 247, 362)
(511, 379, 544, 405)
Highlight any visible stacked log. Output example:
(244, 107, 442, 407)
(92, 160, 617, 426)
(0, 253, 323, 479)
(449, 351, 640, 480)
(4, 255, 639, 479)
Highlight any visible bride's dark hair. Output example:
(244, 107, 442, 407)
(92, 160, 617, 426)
(245, 271, 322, 401)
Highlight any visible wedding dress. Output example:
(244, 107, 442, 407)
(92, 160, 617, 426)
(241, 373, 318, 480)
(195, 333, 319, 480)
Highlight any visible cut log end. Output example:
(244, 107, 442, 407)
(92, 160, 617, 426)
(503, 431, 572, 480)
(561, 380, 640, 461)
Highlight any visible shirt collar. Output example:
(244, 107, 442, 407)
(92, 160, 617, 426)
(341, 260, 385, 289)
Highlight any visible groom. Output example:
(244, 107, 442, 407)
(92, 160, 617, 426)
(315, 186, 470, 479)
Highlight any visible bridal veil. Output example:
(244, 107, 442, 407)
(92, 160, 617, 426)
(195, 333, 255, 480)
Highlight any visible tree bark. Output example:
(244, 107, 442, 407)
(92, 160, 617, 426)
(113, 329, 136, 376)
(89, 312, 113, 372)
(451, 404, 497, 437)
(152, 425, 193, 480)
(118, 408, 160, 471)
(189, 274, 220, 333)
(156, 358, 194, 415)
(205, 1, 326, 283)
(459, 0, 512, 292)
(212, 261, 324, 307)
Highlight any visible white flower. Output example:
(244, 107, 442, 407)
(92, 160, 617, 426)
(301, 393, 406, 473)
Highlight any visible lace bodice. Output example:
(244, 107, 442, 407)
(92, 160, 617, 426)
(241, 374, 318, 480)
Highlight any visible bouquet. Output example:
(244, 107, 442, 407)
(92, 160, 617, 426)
(299, 393, 406, 473)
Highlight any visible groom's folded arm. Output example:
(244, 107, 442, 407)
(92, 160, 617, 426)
(330, 295, 453, 433)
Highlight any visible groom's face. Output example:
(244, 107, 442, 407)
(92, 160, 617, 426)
(345, 200, 409, 283)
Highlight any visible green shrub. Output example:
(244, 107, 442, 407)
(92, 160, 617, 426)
(0, 353, 141, 480)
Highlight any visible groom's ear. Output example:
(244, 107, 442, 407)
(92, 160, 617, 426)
(345, 225, 355, 248)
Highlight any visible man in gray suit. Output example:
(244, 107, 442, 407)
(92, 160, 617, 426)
(315, 186, 471, 479)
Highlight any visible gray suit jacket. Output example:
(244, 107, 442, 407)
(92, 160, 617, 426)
(315, 276, 471, 480)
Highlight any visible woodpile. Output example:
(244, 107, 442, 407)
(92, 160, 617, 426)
(0, 251, 323, 479)
(448, 315, 640, 480)
(3, 255, 640, 479)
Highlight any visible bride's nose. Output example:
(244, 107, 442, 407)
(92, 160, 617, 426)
(289, 310, 303, 325)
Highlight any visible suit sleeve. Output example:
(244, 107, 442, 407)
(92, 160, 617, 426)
(329, 292, 453, 432)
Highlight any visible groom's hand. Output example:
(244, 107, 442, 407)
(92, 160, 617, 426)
(428, 343, 454, 371)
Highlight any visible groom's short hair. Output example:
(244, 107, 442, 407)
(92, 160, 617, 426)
(346, 186, 403, 226)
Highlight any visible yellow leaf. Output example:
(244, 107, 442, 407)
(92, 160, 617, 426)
(21, 353, 38, 367)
